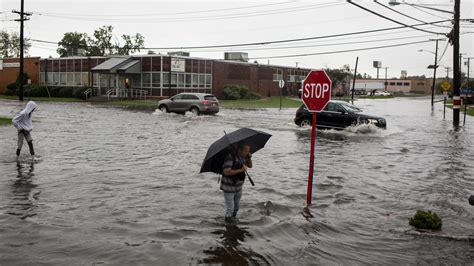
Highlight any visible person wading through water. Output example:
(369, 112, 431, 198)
(221, 143, 252, 224)
(12, 101, 37, 161)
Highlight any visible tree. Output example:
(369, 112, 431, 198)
(116, 33, 145, 55)
(57, 32, 88, 57)
(57, 26, 145, 57)
(87, 25, 114, 56)
(356, 73, 372, 79)
(0, 30, 31, 58)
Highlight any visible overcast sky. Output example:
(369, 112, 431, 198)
(1, 0, 473, 78)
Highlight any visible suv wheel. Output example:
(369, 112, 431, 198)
(300, 119, 311, 127)
(190, 107, 200, 116)
(159, 105, 168, 113)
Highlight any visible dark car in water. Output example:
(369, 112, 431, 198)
(294, 100, 386, 129)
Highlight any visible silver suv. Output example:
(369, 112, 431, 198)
(158, 93, 219, 115)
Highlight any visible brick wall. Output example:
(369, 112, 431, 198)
(0, 57, 40, 94)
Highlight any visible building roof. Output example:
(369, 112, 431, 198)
(117, 60, 141, 74)
(92, 57, 130, 73)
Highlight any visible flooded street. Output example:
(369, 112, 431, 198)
(0, 97, 473, 264)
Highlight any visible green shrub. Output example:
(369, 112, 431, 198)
(57, 87, 74, 98)
(48, 87, 61, 97)
(247, 92, 261, 99)
(5, 82, 17, 95)
(222, 84, 258, 100)
(26, 85, 50, 97)
(409, 210, 442, 230)
(223, 86, 241, 100)
(74, 86, 90, 100)
(237, 86, 250, 99)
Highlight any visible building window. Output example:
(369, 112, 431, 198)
(162, 72, 170, 85)
(205, 74, 212, 88)
(40, 73, 46, 85)
(177, 73, 185, 88)
(67, 73, 74, 86)
(93, 73, 99, 87)
(82, 73, 89, 86)
(273, 68, 283, 81)
(142, 73, 151, 87)
(152, 72, 160, 87)
(389, 82, 395, 86)
(74, 73, 82, 86)
(396, 82, 402, 86)
(185, 73, 192, 88)
(199, 74, 205, 88)
(47, 73, 53, 85)
(417, 82, 424, 85)
(403, 82, 410, 86)
(171, 73, 177, 87)
(384, 82, 388, 85)
(52, 73, 59, 85)
(60, 73, 67, 85)
(192, 74, 198, 87)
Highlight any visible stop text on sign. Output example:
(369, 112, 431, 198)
(303, 83, 330, 99)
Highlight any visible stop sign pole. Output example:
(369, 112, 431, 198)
(301, 70, 332, 206)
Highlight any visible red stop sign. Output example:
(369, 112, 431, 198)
(302, 70, 332, 112)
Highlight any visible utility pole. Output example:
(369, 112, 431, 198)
(452, 0, 461, 125)
(384, 67, 388, 91)
(465, 57, 472, 126)
(445, 66, 451, 79)
(12, 0, 31, 102)
(430, 39, 440, 106)
(351, 56, 359, 104)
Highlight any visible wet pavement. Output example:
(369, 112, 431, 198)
(0, 97, 473, 264)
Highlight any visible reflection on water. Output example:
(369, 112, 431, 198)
(0, 98, 472, 264)
(7, 162, 38, 219)
(201, 225, 271, 265)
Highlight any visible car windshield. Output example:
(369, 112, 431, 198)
(338, 101, 362, 113)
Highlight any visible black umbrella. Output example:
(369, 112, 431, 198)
(200, 128, 272, 186)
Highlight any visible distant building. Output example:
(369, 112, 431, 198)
(1, 54, 310, 98)
(349, 77, 432, 94)
(0, 57, 40, 94)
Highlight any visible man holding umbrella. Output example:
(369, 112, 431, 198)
(221, 143, 252, 224)
(200, 127, 272, 225)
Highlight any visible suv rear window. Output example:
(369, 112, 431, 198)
(204, 95, 217, 101)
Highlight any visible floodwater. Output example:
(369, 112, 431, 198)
(0, 97, 472, 264)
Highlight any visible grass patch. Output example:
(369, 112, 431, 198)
(0, 116, 11, 126)
(100, 99, 159, 111)
(220, 97, 302, 109)
(445, 100, 474, 116)
(0, 95, 82, 102)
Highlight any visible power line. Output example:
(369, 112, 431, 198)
(185, 34, 433, 53)
(408, 5, 452, 20)
(373, 0, 451, 29)
(438, 40, 450, 62)
(347, 0, 445, 35)
(34, 2, 294, 17)
(33, 2, 343, 23)
(28, 19, 451, 50)
(249, 40, 432, 59)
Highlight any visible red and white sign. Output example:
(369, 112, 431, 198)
(302, 70, 332, 112)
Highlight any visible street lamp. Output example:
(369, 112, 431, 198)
(388, 0, 454, 14)
(418, 39, 444, 106)
(418, 49, 435, 55)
